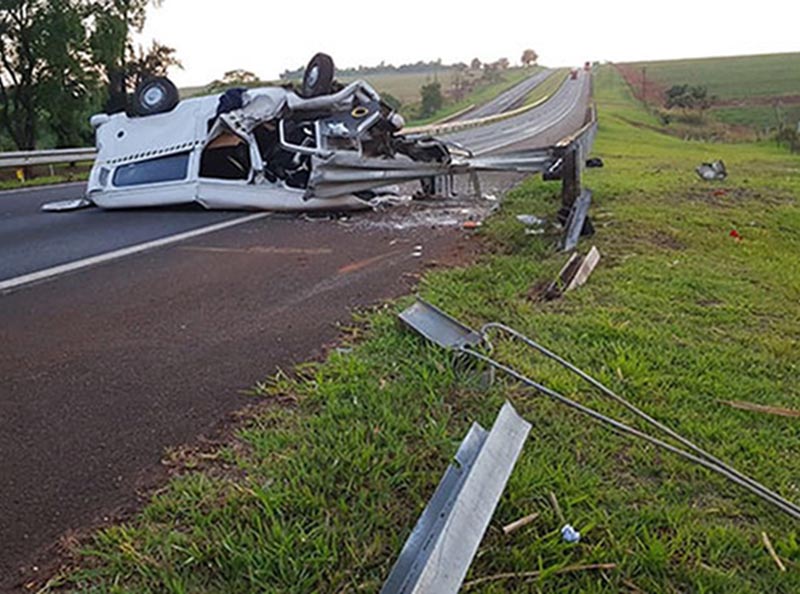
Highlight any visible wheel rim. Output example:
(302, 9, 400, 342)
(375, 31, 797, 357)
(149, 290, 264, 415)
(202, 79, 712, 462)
(307, 65, 319, 88)
(143, 86, 165, 108)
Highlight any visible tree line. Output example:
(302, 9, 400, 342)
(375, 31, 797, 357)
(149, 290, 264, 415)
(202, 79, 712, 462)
(280, 50, 539, 82)
(0, 0, 179, 151)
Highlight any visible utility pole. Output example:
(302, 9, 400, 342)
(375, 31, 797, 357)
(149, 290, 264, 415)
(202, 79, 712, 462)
(641, 66, 647, 105)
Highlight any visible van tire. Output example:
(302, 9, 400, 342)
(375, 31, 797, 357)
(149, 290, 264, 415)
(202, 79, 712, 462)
(301, 53, 334, 98)
(133, 77, 180, 116)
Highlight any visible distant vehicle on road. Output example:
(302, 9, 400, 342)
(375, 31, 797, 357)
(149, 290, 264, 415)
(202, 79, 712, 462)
(570, 69, 579, 80)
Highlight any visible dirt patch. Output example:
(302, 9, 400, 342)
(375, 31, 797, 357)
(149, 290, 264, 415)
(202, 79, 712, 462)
(650, 231, 686, 251)
(614, 63, 669, 106)
(714, 94, 800, 108)
(684, 186, 778, 207)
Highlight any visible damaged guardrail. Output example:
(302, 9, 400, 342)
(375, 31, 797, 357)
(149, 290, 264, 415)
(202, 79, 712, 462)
(398, 298, 800, 523)
(543, 103, 600, 251)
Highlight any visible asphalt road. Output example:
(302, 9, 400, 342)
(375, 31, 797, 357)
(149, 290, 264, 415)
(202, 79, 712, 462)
(0, 184, 238, 282)
(456, 69, 553, 120)
(0, 71, 591, 591)
(446, 70, 591, 153)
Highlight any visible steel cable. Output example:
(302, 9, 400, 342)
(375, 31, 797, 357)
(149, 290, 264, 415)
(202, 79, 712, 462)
(461, 344, 800, 521)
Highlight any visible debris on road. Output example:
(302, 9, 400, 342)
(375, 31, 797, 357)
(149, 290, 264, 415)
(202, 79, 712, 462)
(40, 198, 93, 213)
(696, 160, 728, 181)
(381, 402, 531, 594)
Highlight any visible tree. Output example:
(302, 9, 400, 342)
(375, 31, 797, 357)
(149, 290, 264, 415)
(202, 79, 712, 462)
(0, 0, 93, 149)
(481, 61, 501, 84)
(664, 84, 715, 114)
(496, 57, 510, 70)
(127, 41, 181, 90)
(470, 57, 481, 70)
(205, 69, 259, 93)
(89, 0, 178, 113)
(521, 49, 538, 67)
(419, 81, 443, 118)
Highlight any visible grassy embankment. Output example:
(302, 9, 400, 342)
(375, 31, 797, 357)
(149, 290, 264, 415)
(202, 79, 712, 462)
(625, 53, 800, 131)
(0, 164, 90, 191)
(53, 65, 800, 593)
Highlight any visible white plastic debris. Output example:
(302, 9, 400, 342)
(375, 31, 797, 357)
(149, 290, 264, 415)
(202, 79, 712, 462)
(561, 524, 581, 543)
(516, 214, 546, 227)
(696, 160, 727, 181)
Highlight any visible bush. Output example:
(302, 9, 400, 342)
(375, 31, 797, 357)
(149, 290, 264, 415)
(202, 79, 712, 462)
(420, 81, 443, 118)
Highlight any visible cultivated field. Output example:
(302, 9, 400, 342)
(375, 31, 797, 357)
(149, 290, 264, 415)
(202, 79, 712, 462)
(618, 52, 800, 131)
(625, 53, 800, 100)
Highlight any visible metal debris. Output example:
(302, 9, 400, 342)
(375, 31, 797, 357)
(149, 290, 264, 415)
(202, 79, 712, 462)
(544, 246, 601, 300)
(398, 299, 800, 521)
(40, 198, 93, 212)
(696, 160, 727, 181)
(381, 402, 531, 594)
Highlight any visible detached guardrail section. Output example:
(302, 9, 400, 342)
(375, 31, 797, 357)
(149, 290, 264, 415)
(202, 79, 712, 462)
(544, 103, 599, 251)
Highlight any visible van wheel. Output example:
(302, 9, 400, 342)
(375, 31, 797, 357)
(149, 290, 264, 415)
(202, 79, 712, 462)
(134, 77, 180, 116)
(301, 53, 334, 98)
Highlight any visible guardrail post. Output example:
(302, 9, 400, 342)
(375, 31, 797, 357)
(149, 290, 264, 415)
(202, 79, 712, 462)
(558, 143, 594, 252)
(559, 145, 580, 218)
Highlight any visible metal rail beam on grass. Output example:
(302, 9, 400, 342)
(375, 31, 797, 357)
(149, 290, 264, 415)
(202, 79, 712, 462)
(381, 402, 531, 594)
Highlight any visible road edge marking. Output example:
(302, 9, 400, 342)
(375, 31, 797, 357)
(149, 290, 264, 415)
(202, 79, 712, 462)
(0, 213, 271, 294)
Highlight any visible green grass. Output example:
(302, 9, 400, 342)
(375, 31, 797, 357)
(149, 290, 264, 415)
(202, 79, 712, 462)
(0, 164, 90, 191)
(626, 53, 800, 101)
(623, 53, 800, 131)
(713, 105, 800, 132)
(52, 65, 800, 593)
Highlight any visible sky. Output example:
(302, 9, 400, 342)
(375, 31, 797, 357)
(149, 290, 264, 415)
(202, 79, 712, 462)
(139, 0, 799, 88)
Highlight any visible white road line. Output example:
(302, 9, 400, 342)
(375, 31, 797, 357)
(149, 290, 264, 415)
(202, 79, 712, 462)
(0, 213, 271, 294)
